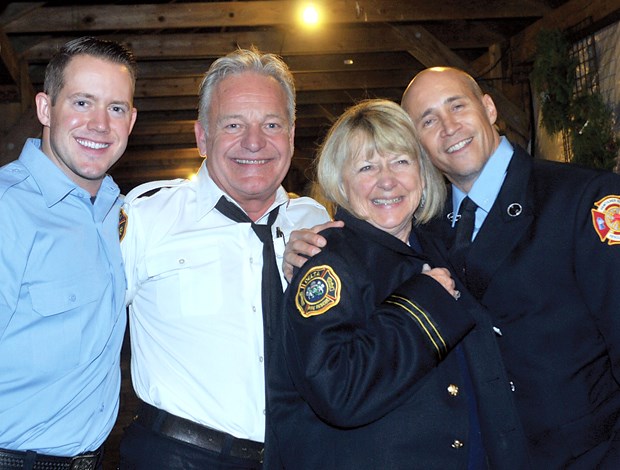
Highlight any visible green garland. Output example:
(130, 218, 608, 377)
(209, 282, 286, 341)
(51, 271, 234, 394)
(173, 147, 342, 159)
(531, 29, 618, 170)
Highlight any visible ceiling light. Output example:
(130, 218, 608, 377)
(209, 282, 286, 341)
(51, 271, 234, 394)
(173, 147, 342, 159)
(300, 3, 320, 26)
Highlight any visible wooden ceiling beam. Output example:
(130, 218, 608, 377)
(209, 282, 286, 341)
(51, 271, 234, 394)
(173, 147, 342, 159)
(393, 23, 530, 142)
(3, 1, 552, 33)
(20, 25, 475, 62)
(12, 17, 544, 63)
(132, 68, 415, 99)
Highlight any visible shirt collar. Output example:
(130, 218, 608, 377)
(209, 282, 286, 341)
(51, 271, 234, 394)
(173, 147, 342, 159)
(452, 135, 513, 216)
(19, 138, 119, 211)
(195, 160, 288, 222)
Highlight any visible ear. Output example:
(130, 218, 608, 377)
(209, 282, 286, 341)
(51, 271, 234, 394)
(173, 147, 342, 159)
(128, 107, 138, 134)
(289, 125, 295, 154)
(481, 94, 498, 126)
(194, 120, 207, 157)
(35, 92, 52, 127)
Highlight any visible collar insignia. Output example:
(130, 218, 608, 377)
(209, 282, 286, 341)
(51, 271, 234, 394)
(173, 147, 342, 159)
(591, 195, 620, 245)
(295, 265, 341, 317)
(119, 208, 128, 242)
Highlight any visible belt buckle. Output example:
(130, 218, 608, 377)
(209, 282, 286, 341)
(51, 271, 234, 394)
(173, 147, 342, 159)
(70, 453, 97, 470)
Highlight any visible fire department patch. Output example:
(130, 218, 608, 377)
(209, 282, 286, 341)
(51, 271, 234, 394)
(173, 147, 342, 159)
(591, 195, 620, 245)
(295, 265, 341, 317)
(119, 208, 128, 242)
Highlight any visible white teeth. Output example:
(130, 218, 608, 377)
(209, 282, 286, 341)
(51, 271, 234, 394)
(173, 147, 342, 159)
(235, 159, 268, 165)
(77, 139, 109, 150)
(373, 197, 402, 205)
(447, 138, 472, 153)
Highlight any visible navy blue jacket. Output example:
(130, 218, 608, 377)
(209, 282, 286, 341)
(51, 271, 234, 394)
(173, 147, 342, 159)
(266, 208, 530, 469)
(419, 146, 620, 468)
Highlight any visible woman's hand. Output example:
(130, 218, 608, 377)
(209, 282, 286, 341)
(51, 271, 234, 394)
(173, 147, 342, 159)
(421, 264, 460, 300)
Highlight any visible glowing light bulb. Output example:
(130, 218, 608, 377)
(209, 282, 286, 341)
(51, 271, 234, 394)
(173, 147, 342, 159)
(301, 4, 320, 26)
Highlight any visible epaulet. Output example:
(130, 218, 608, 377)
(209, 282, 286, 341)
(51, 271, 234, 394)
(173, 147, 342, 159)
(123, 178, 185, 205)
(0, 161, 29, 200)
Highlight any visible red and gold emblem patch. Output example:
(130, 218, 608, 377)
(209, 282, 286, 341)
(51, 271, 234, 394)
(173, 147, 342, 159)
(591, 195, 620, 245)
(119, 208, 128, 242)
(295, 265, 341, 317)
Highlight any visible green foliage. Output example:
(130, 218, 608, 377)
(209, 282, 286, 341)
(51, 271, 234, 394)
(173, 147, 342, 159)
(531, 29, 576, 134)
(571, 93, 619, 171)
(531, 28, 618, 170)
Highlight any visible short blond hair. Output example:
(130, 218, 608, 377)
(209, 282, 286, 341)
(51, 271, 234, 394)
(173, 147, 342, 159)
(317, 99, 445, 224)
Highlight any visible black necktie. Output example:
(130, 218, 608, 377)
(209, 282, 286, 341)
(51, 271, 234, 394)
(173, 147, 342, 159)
(450, 196, 477, 275)
(215, 196, 281, 339)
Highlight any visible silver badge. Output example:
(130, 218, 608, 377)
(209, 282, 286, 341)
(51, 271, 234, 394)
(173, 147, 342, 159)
(507, 203, 522, 217)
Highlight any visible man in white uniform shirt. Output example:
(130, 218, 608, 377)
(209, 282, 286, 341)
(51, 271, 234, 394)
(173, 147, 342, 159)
(119, 48, 331, 469)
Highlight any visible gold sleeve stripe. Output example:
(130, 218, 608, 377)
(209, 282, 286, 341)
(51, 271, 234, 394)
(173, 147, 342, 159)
(385, 295, 448, 359)
(390, 295, 447, 349)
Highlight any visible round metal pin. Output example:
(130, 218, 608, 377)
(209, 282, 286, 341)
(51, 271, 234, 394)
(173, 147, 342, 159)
(507, 203, 522, 217)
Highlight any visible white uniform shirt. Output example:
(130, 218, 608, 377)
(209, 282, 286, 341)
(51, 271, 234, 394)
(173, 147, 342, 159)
(121, 162, 330, 442)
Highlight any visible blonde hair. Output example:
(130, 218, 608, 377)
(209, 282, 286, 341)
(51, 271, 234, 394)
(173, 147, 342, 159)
(317, 99, 445, 224)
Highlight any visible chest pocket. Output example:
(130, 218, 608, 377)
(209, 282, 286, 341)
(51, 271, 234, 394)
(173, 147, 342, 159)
(26, 268, 108, 373)
(144, 249, 224, 317)
(29, 268, 107, 316)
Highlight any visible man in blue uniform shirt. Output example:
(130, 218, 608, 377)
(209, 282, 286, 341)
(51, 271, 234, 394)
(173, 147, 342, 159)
(0, 36, 137, 469)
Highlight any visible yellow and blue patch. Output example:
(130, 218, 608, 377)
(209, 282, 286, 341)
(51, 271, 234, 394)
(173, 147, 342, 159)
(591, 195, 620, 245)
(295, 265, 341, 317)
(119, 208, 128, 242)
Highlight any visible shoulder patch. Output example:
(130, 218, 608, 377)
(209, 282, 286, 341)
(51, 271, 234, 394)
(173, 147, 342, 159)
(591, 195, 620, 245)
(295, 265, 341, 317)
(119, 208, 128, 242)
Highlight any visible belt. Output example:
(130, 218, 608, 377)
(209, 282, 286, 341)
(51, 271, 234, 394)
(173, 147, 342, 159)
(135, 401, 264, 462)
(0, 447, 101, 470)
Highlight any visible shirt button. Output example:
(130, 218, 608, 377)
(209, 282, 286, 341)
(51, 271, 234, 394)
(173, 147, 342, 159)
(447, 384, 459, 397)
(259, 356, 264, 363)
(250, 257, 254, 264)
(252, 306, 257, 312)
(69, 294, 76, 302)
(178, 258, 185, 264)
(451, 440, 464, 449)
(510, 381, 516, 392)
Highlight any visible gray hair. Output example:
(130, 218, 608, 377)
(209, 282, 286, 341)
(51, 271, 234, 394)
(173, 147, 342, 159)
(317, 99, 446, 224)
(197, 47, 296, 135)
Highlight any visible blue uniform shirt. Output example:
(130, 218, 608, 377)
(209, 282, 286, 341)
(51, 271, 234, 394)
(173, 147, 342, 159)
(452, 136, 513, 240)
(0, 138, 126, 456)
